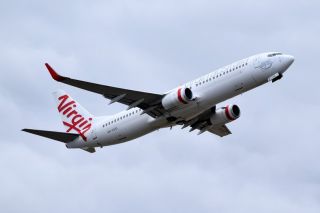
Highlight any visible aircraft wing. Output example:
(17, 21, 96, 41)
(207, 125, 232, 137)
(188, 121, 232, 137)
(181, 106, 232, 137)
(45, 63, 165, 118)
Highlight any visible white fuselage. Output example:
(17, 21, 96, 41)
(67, 52, 294, 149)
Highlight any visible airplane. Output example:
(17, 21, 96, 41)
(23, 52, 294, 153)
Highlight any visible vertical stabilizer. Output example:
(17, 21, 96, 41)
(52, 90, 94, 141)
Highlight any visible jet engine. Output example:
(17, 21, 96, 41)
(162, 87, 193, 110)
(210, 105, 241, 125)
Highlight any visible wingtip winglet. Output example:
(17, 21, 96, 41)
(45, 63, 65, 82)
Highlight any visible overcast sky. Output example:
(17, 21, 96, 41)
(1, 0, 320, 212)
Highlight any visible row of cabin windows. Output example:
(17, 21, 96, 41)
(103, 108, 142, 128)
(195, 62, 248, 87)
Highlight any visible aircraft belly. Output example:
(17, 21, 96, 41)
(98, 115, 161, 146)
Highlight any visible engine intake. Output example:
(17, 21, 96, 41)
(210, 105, 241, 125)
(162, 87, 193, 110)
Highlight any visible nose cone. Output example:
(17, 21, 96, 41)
(280, 54, 295, 73)
(286, 55, 295, 66)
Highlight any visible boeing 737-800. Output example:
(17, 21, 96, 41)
(23, 52, 294, 153)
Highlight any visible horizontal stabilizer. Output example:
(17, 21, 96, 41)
(22, 129, 79, 143)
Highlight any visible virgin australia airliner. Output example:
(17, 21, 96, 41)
(23, 52, 294, 153)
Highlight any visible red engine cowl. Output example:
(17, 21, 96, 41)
(210, 105, 241, 125)
(162, 87, 193, 110)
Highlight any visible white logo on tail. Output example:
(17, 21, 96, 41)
(57, 95, 92, 141)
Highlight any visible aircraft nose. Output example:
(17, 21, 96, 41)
(286, 55, 295, 66)
(280, 54, 295, 72)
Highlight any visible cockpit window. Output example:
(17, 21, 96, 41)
(267, 53, 282, 57)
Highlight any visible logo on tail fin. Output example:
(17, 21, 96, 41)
(57, 95, 92, 141)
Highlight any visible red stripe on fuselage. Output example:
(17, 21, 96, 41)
(177, 88, 188, 104)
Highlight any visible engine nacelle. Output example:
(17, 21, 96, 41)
(210, 105, 241, 125)
(162, 87, 193, 110)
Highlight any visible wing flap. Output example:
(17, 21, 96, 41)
(22, 129, 79, 143)
(207, 125, 232, 137)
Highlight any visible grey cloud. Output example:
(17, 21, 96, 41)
(0, 0, 320, 212)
